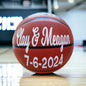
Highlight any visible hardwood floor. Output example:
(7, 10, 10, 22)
(0, 46, 86, 86)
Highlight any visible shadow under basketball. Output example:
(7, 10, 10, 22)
(20, 73, 70, 86)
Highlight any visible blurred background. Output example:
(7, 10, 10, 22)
(0, 0, 86, 46)
(0, 0, 86, 86)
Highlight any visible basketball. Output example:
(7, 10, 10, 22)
(12, 13, 74, 74)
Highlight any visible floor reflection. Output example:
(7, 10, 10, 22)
(20, 73, 70, 86)
(0, 64, 23, 86)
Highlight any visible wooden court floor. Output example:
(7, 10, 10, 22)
(0, 46, 86, 86)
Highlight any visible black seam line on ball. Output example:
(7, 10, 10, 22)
(13, 43, 73, 49)
(16, 18, 69, 31)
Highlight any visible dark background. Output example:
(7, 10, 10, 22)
(0, 8, 47, 45)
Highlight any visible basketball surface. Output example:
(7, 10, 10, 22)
(12, 13, 74, 74)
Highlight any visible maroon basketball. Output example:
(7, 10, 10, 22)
(12, 13, 74, 74)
